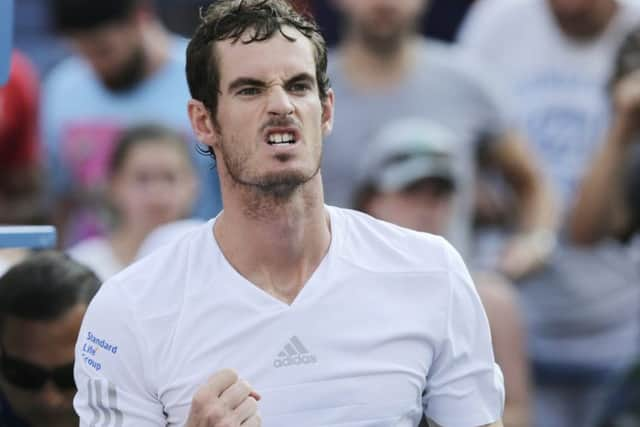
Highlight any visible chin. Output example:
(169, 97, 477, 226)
(28, 413, 77, 427)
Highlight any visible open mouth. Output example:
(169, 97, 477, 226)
(267, 131, 297, 145)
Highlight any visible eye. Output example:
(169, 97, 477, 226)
(237, 87, 262, 96)
(289, 82, 312, 93)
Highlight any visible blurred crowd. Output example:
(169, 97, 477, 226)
(1, 0, 640, 426)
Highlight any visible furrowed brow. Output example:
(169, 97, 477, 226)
(227, 77, 267, 93)
(286, 72, 316, 87)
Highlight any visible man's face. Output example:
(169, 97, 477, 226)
(209, 28, 334, 197)
(548, 0, 615, 39)
(336, 0, 427, 52)
(0, 305, 86, 427)
(68, 20, 147, 92)
(364, 179, 454, 235)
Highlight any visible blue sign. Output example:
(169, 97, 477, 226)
(0, 0, 14, 86)
(0, 226, 58, 249)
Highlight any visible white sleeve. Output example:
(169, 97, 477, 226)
(74, 279, 166, 426)
(457, 0, 510, 49)
(422, 240, 505, 427)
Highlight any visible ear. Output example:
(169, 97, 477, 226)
(321, 89, 335, 137)
(188, 99, 219, 149)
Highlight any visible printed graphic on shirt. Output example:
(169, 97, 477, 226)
(61, 122, 122, 190)
(81, 331, 119, 373)
(273, 336, 317, 368)
(86, 378, 124, 427)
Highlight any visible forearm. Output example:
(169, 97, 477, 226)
(568, 117, 633, 244)
(492, 133, 557, 234)
(428, 420, 504, 427)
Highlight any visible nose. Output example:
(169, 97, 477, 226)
(266, 85, 294, 116)
(37, 381, 67, 409)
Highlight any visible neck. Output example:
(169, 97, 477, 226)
(340, 34, 418, 89)
(141, 21, 172, 78)
(215, 175, 330, 304)
(555, 1, 618, 41)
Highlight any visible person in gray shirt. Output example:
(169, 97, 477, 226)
(323, 0, 557, 280)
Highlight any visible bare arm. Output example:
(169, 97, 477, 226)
(488, 132, 558, 280)
(428, 420, 504, 427)
(568, 69, 640, 244)
(475, 272, 531, 427)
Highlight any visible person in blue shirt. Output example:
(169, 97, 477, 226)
(43, 0, 222, 247)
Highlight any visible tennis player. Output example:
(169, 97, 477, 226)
(73, 1, 505, 426)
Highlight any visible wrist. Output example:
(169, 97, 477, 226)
(518, 228, 557, 258)
(611, 114, 639, 144)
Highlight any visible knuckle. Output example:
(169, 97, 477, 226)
(191, 390, 209, 409)
(204, 403, 226, 422)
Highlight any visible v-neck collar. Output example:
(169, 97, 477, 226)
(205, 206, 342, 310)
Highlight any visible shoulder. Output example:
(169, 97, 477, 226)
(329, 206, 459, 275)
(114, 222, 211, 299)
(68, 237, 111, 255)
(43, 56, 93, 96)
(459, 0, 540, 42)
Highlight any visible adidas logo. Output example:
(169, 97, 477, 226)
(273, 336, 318, 368)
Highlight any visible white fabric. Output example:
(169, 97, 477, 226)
(135, 219, 205, 260)
(68, 237, 123, 282)
(459, 0, 640, 216)
(74, 206, 503, 427)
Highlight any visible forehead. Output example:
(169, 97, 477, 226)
(215, 27, 317, 84)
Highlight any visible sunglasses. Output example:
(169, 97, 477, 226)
(0, 350, 75, 391)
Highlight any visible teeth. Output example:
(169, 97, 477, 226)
(268, 132, 295, 144)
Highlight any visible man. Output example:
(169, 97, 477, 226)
(565, 27, 640, 427)
(0, 251, 101, 427)
(460, 0, 640, 221)
(323, 0, 556, 280)
(460, 3, 640, 426)
(354, 118, 531, 427)
(43, 0, 221, 247)
(73, 1, 505, 426)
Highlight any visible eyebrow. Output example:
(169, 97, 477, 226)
(227, 72, 316, 93)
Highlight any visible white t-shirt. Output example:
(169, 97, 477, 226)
(73, 207, 504, 427)
(68, 237, 123, 282)
(459, 0, 640, 216)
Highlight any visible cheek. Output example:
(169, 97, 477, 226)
(2, 383, 38, 410)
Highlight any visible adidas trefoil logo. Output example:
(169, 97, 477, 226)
(273, 336, 318, 368)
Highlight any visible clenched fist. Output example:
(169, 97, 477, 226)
(185, 369, 261, 427)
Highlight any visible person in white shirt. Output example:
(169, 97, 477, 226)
(460, 2, 640, 426)
(73, 1, 505, 426)
(68, 124, 198, 281)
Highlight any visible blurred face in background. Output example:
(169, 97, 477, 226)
(335, 0, 428, 53)
(363, 178, 455, 235)
(110, 139, 198, 234)
(68, 15, 148, 92)
(547, 0, 617, 39)
(0, 305, 86, 427)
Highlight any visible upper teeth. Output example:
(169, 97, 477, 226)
(268, 133, 295, 144)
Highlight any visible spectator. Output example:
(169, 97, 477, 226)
(354, 118, 531, 427)
(322, 0, 556, 281)
(68, 124, 198, 281)
(43, 0, 221, 247)
(460, 3, 640, 426)
(0, 51, 45, 226)
(0, 251, 100, 427)
(564, 27, 640, 427)
(459, 0, 640, 221)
